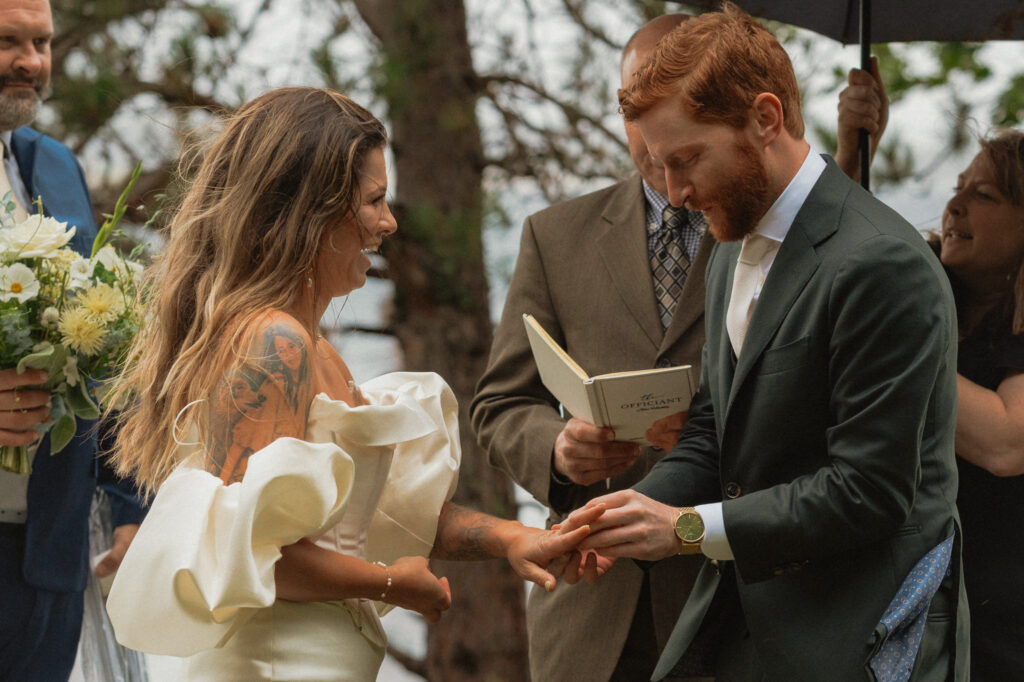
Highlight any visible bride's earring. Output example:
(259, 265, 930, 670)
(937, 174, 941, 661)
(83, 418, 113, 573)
(306, 268, 314, 288)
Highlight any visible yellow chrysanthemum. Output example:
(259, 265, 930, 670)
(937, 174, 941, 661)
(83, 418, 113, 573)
(76, 283, 125, 322)
(58, 307, 107, 356)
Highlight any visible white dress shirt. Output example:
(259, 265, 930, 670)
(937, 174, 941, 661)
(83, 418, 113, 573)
(696, 148, 827, 560)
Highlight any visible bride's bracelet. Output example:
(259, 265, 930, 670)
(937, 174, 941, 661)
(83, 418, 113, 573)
(374, 561, 392, 601)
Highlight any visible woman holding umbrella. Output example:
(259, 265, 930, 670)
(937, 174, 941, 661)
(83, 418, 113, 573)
(839, 72, 1024, 680)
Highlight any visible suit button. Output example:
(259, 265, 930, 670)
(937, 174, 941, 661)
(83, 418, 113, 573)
(656, 357, 674, 369)
(725, 482, 741, 498)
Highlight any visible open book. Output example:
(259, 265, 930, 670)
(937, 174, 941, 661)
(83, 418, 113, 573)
(523, 314, 696, 444)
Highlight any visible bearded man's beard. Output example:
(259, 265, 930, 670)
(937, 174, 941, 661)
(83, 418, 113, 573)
(704, 138, 771, 243)
(0, 75, 47, 130)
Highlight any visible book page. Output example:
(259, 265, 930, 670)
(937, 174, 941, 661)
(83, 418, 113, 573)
(522, 314, 599, 424)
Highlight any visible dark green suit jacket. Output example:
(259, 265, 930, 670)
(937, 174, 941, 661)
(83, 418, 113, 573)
(636, 158, 969, 681)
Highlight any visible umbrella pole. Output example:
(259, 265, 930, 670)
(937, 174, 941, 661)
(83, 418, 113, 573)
(859, 0, 872, 190)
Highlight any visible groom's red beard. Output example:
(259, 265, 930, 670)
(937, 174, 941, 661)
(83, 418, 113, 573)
(701, 139, 771, 243)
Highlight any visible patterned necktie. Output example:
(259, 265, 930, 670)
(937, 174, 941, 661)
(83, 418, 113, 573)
(726, 234, 775, 355)
(651, 205, 691, 328)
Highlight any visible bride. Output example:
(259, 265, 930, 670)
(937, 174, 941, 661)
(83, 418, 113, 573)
(104, 87, 597, 680)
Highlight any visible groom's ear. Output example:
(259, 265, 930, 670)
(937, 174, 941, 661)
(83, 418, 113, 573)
(749, 93, 785, 146)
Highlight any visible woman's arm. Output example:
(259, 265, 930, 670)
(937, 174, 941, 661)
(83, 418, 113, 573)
(430, 501, 601, 591)
(955, 371, 1024, 476)
(207, 315, 313, 483)
(276, 540, 452, 622)
(205, 315, 454, 617)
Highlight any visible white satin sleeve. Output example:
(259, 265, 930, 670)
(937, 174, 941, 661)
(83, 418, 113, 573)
(106, 371, 461, 656)
(336, 372, 462, 564)
(106, 438, 356, 656)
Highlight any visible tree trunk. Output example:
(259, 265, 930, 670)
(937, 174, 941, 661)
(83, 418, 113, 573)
(352, 1, 530, 680)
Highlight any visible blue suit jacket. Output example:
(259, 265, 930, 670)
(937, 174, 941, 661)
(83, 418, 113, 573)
(10, 127, 146, 593)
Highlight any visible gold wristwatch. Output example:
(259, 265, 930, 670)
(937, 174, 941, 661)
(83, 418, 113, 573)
(674, 507, 705, 555)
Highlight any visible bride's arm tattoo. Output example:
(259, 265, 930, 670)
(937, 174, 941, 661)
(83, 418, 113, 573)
(206, 323, 313, 484)
(431, 503, 512, 561)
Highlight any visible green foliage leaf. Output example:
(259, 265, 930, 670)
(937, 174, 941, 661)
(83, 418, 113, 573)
(993, 73, 1024, 126)
(92, 162, 143, 258)
(48, 413, 77, 455)
(65, 375, 100, 420)
(16, 343, 66, 378)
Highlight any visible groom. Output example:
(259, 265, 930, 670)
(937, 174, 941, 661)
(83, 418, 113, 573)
(571, 5, 968, 680)
(0, 1, 146, 680)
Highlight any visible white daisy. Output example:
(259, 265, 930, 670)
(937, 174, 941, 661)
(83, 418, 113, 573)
(0, 263, 40, 302)
(68, 257, 95, 289)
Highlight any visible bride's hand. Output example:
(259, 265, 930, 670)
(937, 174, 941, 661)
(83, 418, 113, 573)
(506, 504, 606, 591)
(384, 556, 452, 622)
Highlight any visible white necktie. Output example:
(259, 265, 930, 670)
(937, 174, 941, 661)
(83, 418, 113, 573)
(0, 150, 28, 223)
(726, 234, 775, 355)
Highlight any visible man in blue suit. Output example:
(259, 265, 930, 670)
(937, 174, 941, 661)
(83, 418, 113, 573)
(0, 1, 145, 679)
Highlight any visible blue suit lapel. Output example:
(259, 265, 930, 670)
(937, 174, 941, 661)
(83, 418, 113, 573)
(10, 127, 97, 255)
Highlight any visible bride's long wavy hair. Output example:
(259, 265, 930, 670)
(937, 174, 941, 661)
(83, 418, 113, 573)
(108, 87, 387, 496)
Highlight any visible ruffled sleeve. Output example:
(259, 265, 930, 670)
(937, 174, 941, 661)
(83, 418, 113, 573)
(106, 371, 461, 656)
(306, 371, 462, 564)
(107, 439, 356, 656)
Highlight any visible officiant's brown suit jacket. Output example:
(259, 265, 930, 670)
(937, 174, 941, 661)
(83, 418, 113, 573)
(471, 173, 713, 682)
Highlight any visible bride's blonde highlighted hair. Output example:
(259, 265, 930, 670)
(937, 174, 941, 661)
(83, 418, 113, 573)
(109, 87, 387, 496)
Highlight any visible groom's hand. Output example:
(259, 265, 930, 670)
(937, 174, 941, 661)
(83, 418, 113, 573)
(507, 504, 605, 591)
(570, 490, 681, 562)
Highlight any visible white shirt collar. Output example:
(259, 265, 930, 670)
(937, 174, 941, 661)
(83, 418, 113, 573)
(751, 147, 826, 245)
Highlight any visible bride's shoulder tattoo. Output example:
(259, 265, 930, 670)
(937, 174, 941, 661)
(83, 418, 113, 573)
(205, 322, 313, 484)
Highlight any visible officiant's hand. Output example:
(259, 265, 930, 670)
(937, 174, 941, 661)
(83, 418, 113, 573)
(554, 418, 641, 486)
(387, 556, 452, 623)
(645, 411, 687, 451)
(0, 368, 50, 446)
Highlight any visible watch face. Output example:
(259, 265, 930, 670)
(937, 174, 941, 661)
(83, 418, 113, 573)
(675, 511, 705, 543)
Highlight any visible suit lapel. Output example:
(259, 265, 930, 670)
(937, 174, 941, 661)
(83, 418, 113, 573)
(10, 127, 96, 255)
(596, 174, 663, 349)
(724, 160, 847, 418)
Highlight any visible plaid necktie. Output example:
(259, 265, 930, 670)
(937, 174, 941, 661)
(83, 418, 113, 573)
(650, 205, 691, 328)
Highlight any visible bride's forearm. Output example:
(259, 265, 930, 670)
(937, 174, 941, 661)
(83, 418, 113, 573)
(275, 538, 387, 602)
(430, 501, 531, 561)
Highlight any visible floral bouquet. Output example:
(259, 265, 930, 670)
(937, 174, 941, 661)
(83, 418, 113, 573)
(0, 165, 144, 474)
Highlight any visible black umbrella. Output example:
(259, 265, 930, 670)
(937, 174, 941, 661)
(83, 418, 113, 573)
(679, 0, 1024, 188)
